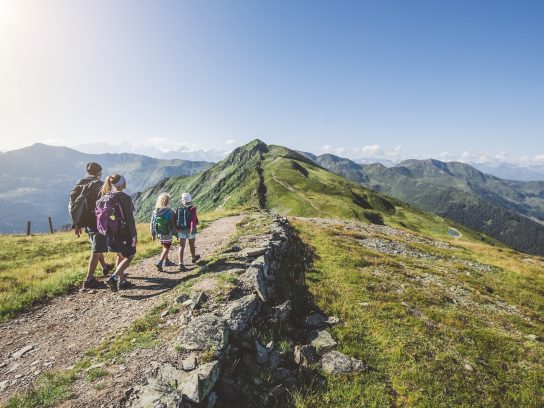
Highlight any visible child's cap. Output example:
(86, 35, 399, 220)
(182, 193, 192, 204)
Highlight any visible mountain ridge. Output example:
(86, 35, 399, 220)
(0, 144, 213, 233)
(302, 152, 544, 255)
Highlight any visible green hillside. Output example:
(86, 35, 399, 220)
(306, 154, 544, 256)
(134, 141, 491, 245)
(291, 218, 543, 407)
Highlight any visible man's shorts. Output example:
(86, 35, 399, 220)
(87, 230, 107, 253)
(107, 234, 137, 258)
(178, 230, 197, 240)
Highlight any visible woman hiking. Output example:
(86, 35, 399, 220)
(97, 173, 138, 291)
(176, 193, 200, 271)
(150, 193, 177, 271)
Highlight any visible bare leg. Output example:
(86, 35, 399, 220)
(178, 239, 186, 265)
(188, 238, 196, 260)
(160, 246, 169, 262)
(115, 255, 133, 282)
(97, 253, 107, 268)
(85, 253, 100, 281)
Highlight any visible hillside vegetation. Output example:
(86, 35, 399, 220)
(306, 154, 544, 256)
(134, 141, 495, 246)
(291, 218, 543, 407)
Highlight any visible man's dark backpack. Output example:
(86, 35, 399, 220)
(69, 180, 101, 228)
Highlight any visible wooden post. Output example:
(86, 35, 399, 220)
(48, 217, 54, 234)
(27, 221, 31, 236)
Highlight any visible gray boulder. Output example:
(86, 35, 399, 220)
(179, 361, 220, 404)
(238, 262, 268, 302)
(307, 330, 337, 354)
(175, 315, 229, 352)
(272, 300, 292, 322)
(222, 294, 260, 332)
(132, 364, 184, 407)
(181, 353, 197, 371)
(321, 351, 365, 374)
(294, 345, 318, 366)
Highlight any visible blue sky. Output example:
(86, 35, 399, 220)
(0, 0, 543, 162)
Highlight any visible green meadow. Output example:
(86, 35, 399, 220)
(291, 219, 544, 407)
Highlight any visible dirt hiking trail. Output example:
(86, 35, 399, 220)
(0, 215, 243, 405)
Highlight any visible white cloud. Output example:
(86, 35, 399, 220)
(356, 144, 383, 157)
(534, 154, 544, 163)
(224, 139, 236, 145)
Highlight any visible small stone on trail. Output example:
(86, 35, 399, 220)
(526, 334, 539, 341)
(12, 344, 34, 359)
(0, 380, 10, 391)
(88, 289, 97, 294)
(464, 364, 474, 372)
(14, 374, 23, 379)
(33, 370, 41, 376)
(160, 309, 169, 319)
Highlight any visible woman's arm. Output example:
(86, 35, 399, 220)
(120, 193, 137, 238)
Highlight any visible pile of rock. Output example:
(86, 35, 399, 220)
(127, 215, 364, 407)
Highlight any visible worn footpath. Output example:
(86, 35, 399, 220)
(0, 215, 243, 405)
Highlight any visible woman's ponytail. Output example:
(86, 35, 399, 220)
(101, 173, 123, 195)
(101, 175, 113, 196)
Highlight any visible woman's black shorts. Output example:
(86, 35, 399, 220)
(107, 234, 137, 258)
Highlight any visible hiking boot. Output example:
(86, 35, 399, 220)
(164, 260, 177, 267)
(106, 275, 118, 292)
(81, 277, 100, 290)
(192, 254, 201, 264)
(155, 262, 163, 272)
(179, 264, 186, 272)
(117, 279, 133, 290)
(102, 263, 114, 277)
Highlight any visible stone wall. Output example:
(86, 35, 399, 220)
(127, 213, 362, 408)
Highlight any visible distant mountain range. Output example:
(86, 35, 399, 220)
(0, 144, 212, 233)
(302, 153, 544, 256)
(469, 162, 544, 182)
(72, 141, 230, 162)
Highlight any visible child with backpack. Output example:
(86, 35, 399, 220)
(176, 193, 200, 271)
(96, 173, 138, 291)
(150, 193, 177, 272)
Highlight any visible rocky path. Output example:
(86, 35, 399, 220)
(0, 215, 243, 404)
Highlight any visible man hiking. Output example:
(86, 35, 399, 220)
(69, 162, 113, 290)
